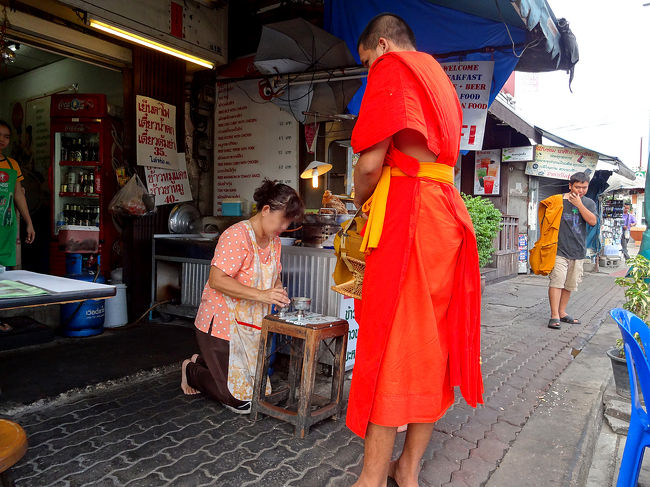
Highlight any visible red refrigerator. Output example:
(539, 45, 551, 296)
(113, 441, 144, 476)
(49, 93, 122, 277)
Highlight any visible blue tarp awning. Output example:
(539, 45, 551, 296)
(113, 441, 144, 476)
(324, 0, 569, 115)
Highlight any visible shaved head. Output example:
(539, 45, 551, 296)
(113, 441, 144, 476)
(357, 13, 416, 51)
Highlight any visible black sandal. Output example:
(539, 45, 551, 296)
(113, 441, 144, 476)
(560, 315, 580, 324)
(548, 319, 561, 330)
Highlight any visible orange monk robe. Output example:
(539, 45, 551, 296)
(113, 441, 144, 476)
(346, 51, 484, 439)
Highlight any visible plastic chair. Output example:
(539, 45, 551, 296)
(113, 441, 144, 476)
(611, 308, 650, 350)
(610, 308, 650, 486)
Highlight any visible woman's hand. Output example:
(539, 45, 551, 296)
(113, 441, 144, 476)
(257, 288, 290, 307)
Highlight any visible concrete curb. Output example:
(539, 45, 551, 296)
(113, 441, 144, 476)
(487, 314, 618, 486)
(0, 362, 181, 416)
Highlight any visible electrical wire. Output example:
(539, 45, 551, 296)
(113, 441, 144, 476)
(494, 0, 543, 58)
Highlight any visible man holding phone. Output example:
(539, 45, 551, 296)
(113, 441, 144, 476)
(547, 172, 597, 329)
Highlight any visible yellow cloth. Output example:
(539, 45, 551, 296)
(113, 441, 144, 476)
(360, 163, 454, 253)
(529, 194, 564, 276)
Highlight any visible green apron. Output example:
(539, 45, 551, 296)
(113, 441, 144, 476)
(0, 158, 18, 267)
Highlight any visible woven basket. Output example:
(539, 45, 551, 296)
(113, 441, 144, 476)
(331, 255, 365, 300)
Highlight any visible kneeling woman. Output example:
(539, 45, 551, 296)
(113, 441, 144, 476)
(181, 180, 303, 413)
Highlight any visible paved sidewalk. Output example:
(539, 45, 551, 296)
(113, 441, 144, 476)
(3, 271, 624, 486)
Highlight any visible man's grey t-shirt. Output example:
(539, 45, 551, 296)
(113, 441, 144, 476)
(557, 196, 597, 260)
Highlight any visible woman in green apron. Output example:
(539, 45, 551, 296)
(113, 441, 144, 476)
(182, 180, 303, 414)
(0, 120, 35, 267)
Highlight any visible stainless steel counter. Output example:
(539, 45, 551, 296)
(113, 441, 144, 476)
(151, 236, 341, 319)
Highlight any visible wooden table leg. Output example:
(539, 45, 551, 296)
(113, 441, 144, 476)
(287, 337, 303, 408)
(296, 330, 318, 438)
(330, 334, 346, 420)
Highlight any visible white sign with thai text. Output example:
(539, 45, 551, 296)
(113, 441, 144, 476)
(502, 146, 534, 162)
(145, 153, 192, 206)
(441, 61, 494, 151)
(136, 95, 178, 169)
(339, 295, 359, 371)
(526, 145, 599, 180)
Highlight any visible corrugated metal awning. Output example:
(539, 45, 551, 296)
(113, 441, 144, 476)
(537, 127, 637, 181)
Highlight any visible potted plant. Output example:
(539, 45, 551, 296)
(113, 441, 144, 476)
(462, 193, 503, 291)
(608, 254, 650, 397)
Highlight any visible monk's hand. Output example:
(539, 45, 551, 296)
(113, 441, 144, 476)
(257, 288, 290, 307)
(567, 192, 582, 208)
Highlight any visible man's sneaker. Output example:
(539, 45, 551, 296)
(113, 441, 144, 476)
(223, 401, 251, 415)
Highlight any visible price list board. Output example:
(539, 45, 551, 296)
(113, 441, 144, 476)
(214, 80, 299, 213)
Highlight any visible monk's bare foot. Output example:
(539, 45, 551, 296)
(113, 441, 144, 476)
(181, 359, 200, 395)
(191, 354, 199, 363)
(397, 424, 408, 433)
(387, 459, 419, 487)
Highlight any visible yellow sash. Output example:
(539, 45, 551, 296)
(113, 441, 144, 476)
(360, 163, 454, 253)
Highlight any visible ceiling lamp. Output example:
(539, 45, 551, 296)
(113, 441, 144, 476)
(299, 117, 332, 189)
(301, 160, 332, 189)
(88, 18, 214, 69)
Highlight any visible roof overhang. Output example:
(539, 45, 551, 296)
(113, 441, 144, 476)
(536, 126, 637, 181)
(425, 0, 567, 73)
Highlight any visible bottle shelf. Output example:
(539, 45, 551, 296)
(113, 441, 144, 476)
(59, 161, 101, 167)
(59, 192, 100, 198)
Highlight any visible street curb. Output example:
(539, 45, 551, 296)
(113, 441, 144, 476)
(0, 362, 181, 417)
(487, 314, 618, 487)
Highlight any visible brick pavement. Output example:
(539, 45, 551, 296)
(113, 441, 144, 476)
(3, 272, 623, 486)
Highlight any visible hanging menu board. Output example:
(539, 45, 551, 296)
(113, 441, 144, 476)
(441, 61, 494, 151)
(214, 80, 299, 213)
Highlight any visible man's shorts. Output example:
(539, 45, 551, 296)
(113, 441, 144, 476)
(549, 255, 584, 292)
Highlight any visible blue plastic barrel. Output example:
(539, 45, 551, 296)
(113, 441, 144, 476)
(60, 273, 106, 337)
(65, 253, 83, 275)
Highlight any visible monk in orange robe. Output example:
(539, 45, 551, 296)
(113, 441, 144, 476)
(348, 14, 483, 487)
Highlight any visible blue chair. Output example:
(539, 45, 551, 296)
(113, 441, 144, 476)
(610, 308, 650, 486)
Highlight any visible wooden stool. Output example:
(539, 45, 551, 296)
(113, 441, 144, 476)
(251, 314, 348, 438)
(0, 420, 27, 487)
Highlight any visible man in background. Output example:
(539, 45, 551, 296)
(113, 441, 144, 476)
(621, 203, 636, 261)
(547, 172, 597, 330)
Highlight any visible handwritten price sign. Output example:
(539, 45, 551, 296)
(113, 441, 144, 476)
(136, 95, 178, 169)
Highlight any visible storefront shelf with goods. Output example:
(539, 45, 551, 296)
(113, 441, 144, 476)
(59, 192, 100, 198)
(59, 161, 102, 167)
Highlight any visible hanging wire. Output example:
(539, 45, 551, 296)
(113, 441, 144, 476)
(494, 0, 543, 58)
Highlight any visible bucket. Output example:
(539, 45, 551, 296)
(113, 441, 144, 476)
(104, 284, 128, 328)
(60, 273, 105, 337)
(65, 253, 83, 275)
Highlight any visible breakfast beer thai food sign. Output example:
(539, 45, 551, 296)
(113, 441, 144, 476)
(525, 145, 599, 180)
(441, 61, 494, 151)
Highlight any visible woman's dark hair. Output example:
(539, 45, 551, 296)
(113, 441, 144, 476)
(0, 120, 11, 133)
(253, 179, 304, 221)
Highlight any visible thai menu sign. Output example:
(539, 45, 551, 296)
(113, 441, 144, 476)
(441, 61, 494, 151)
(145, 153, 193, 206)
(214, 80, 299, 213)
(525, 145, 599, 180)
(136, 95, 178, 169)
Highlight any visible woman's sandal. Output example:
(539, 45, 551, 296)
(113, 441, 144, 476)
(548, 318, 561, 330)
